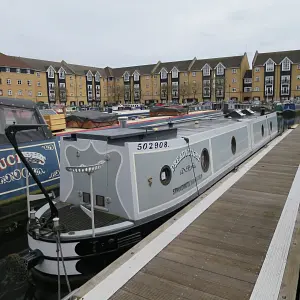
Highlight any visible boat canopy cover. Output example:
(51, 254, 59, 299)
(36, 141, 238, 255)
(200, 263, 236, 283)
(150, 106, 188, 113)
(0, 98, 53, 146)
(66, 111, 118, 123)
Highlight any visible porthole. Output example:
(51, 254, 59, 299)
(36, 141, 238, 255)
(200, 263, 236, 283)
(231, 136, 237, 155)
(261, 124, 265, 137)
(160, 165, 172, 186)
(270, 121, 273, 132)
(201, 148, 210, 173)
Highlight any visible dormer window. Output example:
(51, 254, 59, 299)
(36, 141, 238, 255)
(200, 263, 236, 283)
(124, 72, 130, 82)
(265, 59, 275, 72)
(95, 72, 101, 82)
(86, 71, 93, 81)
(216, 63, 225, 76)
(202, 64, 211, 77)
(281, 57, 291, 71)
(171, 67, 179, 78)
(47, 66, 55, 78)
(160, 68, 167, 79)
(59, 68, 65, 79)
(133, 71, 140, 81)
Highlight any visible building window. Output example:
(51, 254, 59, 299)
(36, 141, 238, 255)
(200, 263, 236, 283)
(16, 68, 20, 73)
(146, 91, 150, 96)
(80, 92, 82, 96)
(17, 80, 22, 85)
(7, 79, 11, 85)
(49, 82, 55, 89)
(172, 68, 178, 78)
(192, 80, 196, 85)
(244, 78, 252, 83)
(160, 69, 167, 79)
(36, 72, 40, 77)
(232, 88, 236, 92)
(282, 58, 291, 71)
(26, 69, 30, 74)
(265, 76, 273, 85)
(28, 91, 32, 96)
(203, 65, 210, 76)
(18, 90, 22, 96)
(59, 70, 65, 79)
(6, 68, 10, 72)
(88, 85, 92, 91)
(281, 75, 290, 84)
(133, 72, 140, 81)
(124, 72, 130, 81)
(146, 84, 149, 88)
(265, 59, 274, 72)
(297, 64, 300, 70)
(48, 68, 55, 78)
(255, 67, 260, 72)
(37, 81, 41, 87)
(184, 72, 188, 77)
(95, 73, 100, 82)
(70, 83, 74, 87)
(297, 75, 300, 80)
(70, 93, 74, 96)
(38, 92, 42, 96)
(216, 64, 225, 76)
(255, 77, 260, 82)
(232, 69, 237, 74)
(254, 87, 259, 91)
(296, 86, 300, 91)
(232, 78, 237, 83)
(8, 90, 12, 96)
(27, 80, 32, 86)
(59, 83, 65, 88)
(192, 72, 196, 77)
(145, 76, 150, 80)
(244, 87, 252, 92)
(86, 72, 93, 81)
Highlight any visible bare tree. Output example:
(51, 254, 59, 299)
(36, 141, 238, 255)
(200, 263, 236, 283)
(180, 83, 190, 103)
(115, 85, 124, 103)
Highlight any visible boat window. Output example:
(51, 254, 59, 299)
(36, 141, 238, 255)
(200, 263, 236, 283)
(83, 192, 91, 204)
(261, 124, 265, 137)
(160, 165, 172, 186)
(96, 195, 105, 207)
(231, 136, 237, 155)
(201, 148, 210, 172)
(2, 106, 38, 126)
(270, 121, 273, 132)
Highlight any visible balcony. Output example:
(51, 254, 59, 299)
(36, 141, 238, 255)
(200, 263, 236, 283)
(281, 79, 290, 84)
(265, 80, 273, 85)
(203, 81, 210, 87)
(216, 90, 224, 97)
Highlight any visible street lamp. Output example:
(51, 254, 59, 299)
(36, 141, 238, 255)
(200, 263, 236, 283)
(66, 160, 106, 237)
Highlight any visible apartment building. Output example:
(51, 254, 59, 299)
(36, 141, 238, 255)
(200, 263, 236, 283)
(251, 50, 300, 101)
(4, 50, 300, 105)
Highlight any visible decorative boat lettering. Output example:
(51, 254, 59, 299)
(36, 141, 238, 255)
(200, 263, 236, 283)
(171, 148, 201, 172)
(180, 163, 196, 175)
(173, 174, 203, 195)
(0, 167, 45, 184)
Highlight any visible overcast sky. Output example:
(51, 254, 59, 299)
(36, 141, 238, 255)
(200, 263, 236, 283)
(2, 0, 299, 68)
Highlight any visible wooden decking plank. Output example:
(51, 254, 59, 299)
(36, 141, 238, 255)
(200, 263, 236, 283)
(110, 289, 148, 300)
(122, 272, 226, 300)
(174, 234, 264, 265)
(159, 244, 258, 283)
(190, 217, 274, 240)
(143, 257, 251, 299)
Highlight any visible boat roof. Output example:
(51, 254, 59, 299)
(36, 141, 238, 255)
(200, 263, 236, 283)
(0, 97, 37, 109)
(69, 127, 178, 141)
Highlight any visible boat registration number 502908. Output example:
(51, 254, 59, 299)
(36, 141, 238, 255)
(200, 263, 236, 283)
(136, 141, 169, 151)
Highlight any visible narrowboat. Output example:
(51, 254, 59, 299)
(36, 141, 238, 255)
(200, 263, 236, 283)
(282, 102, 300, 118)
(5, 110, 279, 283)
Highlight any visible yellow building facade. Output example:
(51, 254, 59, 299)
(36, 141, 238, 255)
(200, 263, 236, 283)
(1, 50, 300, 106)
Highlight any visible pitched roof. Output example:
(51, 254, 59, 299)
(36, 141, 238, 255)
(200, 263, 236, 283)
(0, 53, 31, 68)
(112, 64, 157, 78)
(244, 69, 252, 78)
(66, 63, 106, 77)
(191, 55, 244, 71)
(156, 60, 193, 73)
(12, 56, 74, 73)
(253, 50, 300, 66)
